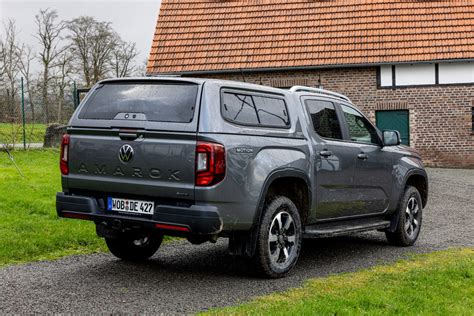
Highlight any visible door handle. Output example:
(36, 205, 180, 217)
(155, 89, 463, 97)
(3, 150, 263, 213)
(119, 132, 139, 141)
(319, 150, 333, 158)
(357, 153, 368, 160)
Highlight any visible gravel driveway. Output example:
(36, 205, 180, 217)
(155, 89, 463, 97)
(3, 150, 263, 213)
(1, 168, 473, 314)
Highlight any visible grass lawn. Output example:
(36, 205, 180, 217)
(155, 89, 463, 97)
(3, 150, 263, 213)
(204, 248, 474, 315)
(0, 123, 47, 144)
(0, 149, 176, 267)
(0, 149, 107, 266)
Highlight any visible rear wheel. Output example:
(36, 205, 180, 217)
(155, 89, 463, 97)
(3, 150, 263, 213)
(253, 196, 302, 278)
(386, 186, 423, 246)
(105, 230, 163, 261)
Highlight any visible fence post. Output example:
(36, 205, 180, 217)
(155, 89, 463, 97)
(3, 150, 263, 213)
(21, 77, 26, 150)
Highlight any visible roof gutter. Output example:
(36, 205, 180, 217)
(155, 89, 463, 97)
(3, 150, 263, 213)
(147, 58, 474, 76)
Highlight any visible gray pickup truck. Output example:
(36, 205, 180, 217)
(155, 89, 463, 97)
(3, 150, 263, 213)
(57, 77, 428, 278)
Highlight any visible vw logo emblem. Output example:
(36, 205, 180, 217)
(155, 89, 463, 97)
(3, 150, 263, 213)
(118, 144, 134, 163)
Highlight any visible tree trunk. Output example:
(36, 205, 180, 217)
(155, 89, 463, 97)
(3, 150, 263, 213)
(57, 87, 64, 123)
(42, 65, 49, 124)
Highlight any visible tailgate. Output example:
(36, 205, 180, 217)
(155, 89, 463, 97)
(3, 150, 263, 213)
(64, 80, 202, 201)
(67, 130, 196, 200)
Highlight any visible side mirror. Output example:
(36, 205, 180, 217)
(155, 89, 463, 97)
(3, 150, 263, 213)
(383, 130, 401, 146)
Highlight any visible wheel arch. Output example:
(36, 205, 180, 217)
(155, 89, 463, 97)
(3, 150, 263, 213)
(254, 169, 311, 225)
(404, 170, 428, 208)
(386, 168, 428, 233)
(230, 169, 311, 258)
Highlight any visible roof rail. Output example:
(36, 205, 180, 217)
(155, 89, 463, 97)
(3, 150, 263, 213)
(289, 86, 351, 103)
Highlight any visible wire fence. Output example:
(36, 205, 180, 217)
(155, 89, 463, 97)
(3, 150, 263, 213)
(0, 78, 80, 150)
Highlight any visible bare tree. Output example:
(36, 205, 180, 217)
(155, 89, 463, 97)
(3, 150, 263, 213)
(16, 45, 43, 148)
(139, 58, 150, 76)
(110, 40, 139, 77)
(0, 34, 6, 105)
(0, 20, 21, 122)
(0, 20, 35, 146)
(0, 37, 5, 81)
(67, 16, 118, 86)
(67, 16, 92, 86)
(90, 21, 118, 83)
(35, 8, 67, 124)
(53, 51, 73, 123)
(16, 44, 37, 122)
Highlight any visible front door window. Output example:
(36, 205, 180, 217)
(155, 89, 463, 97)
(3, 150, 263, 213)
(341, 105, 380, 145)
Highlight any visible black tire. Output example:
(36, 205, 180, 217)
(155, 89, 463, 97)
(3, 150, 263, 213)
(386, 185, 423, 246)
(105, 231, 163, 261)
(253, 196, 303, 278)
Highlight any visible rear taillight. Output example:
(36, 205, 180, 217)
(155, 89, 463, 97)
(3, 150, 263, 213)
(195, 141, 226, 186)
(60, 134, 70, 175)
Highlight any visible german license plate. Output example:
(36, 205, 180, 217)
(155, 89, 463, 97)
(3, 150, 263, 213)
(107, 197, 154, 215)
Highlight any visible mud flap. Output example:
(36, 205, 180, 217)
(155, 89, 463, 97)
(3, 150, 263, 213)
(387, 209, 401, 233)
(228, 227, 259, 258)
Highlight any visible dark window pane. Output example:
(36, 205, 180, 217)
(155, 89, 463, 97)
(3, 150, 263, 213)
(253, 96, 289, 127)
(341, 105, 379, 144)
(222, 92, 259, 125)
(79, 83, 198, 123)
(221, 92, 290, 128)
(305, 100, 342, 139)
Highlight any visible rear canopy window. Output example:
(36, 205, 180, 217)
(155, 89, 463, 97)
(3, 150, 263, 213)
(221, 91, 290, 128)
(79, 83, 199, 123)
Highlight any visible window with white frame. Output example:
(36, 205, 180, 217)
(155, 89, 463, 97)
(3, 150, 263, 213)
(379, 62, 474, 87)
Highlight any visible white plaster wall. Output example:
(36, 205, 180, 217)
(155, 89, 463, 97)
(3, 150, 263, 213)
(395, 64, 436, 86)
(439, 62, 474, 84)
(380, 65, 392, 86)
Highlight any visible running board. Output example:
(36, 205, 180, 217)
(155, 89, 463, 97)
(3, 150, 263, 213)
(303, 218, 391, 238)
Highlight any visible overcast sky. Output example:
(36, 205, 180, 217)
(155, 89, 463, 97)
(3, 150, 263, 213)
(1, 0, 162, 71)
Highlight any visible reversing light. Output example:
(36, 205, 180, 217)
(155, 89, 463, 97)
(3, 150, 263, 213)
(195, 141, 226, 186)
(60, 134, 70, 175)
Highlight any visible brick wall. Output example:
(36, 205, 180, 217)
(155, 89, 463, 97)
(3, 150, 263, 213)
(190, 67, 474, 168)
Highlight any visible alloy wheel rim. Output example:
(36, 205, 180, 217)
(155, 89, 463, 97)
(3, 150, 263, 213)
(405, 196, 420, 238)
(268, 210, 297, 269)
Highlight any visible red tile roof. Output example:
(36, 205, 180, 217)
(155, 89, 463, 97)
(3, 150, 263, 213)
(147, 0, 474, 74)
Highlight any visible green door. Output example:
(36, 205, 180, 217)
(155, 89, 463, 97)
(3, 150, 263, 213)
(376, 110, 410, 145)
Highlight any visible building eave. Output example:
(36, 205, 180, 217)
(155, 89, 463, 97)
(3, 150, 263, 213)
(146, 58, 474, 76)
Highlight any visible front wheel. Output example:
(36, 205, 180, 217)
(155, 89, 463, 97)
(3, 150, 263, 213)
(105, 230, 163, 261)
(386, 185, 423, 246)
(253, 196, 303, 278)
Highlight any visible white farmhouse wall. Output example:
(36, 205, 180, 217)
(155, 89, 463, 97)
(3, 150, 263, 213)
(395, 64, 435, 86)
(380, 65, 392, 86)
(439, 62, 474, 84)
(379, 61, 474, 86)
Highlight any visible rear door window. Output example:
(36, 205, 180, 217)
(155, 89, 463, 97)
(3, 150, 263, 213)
(221, 91, 290, 128)
(79, 82, 199, 123)
(305, 99, 343, 140)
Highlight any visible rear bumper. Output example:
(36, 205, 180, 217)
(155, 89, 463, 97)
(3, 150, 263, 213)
(56, 192, 223, 235)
